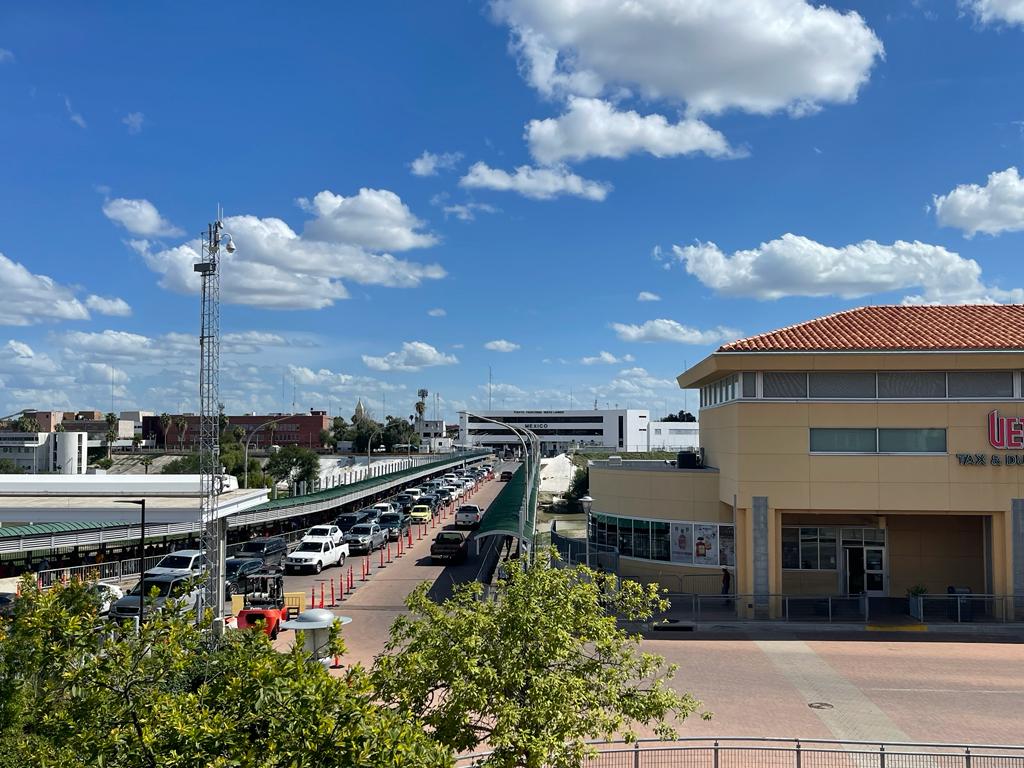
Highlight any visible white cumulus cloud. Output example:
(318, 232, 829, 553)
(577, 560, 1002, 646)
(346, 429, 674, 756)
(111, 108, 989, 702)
(132, 189, 446, 311)
(0, 253, 90, 326)
(673, 233, 1024, 304)
(362, 341, 459, 372)
(484, 339, 520, 352)
(933, 167, 1024, 237)
(959, 0, 1024, 25)
(581, 350, 635, 365)
(410, 150, 463, 176)
(102, 197, 184, 237)
(85, 295, 132, 317)
(297, 188, 437, 251)
(611, 319, 740, 345)
(460, 161, 610, 201)
(427, 308, 447, 317)
(492, 0, 884, 116)
(637, 291, 661, 302)
(443, 202, 498, 221)
(527, 97, 739, 164)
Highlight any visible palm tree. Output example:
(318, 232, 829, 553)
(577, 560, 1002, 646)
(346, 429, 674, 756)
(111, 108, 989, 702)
(415, 389, 428, 422)
(159, 413, 172, 449)
(175, 417, 188, 451)
(140, 456, 154, 474)
(105, 426, 117, 459)
(267, 421, 277, 446)
(54, 423, 66, 433)
(131, 434, 142, 452)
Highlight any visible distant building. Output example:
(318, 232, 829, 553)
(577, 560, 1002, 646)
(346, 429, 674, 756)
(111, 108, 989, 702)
(119, 410, 154, 436)
(143, 409, 332, 451)
(459, 408, 698, 455)
(0, 431, 88, 474)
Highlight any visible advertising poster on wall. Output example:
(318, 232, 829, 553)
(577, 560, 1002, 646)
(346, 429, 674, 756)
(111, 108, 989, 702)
(719, 525, 736, 567)
(694, 524, 719, 566)
(670, 522, 693, 564)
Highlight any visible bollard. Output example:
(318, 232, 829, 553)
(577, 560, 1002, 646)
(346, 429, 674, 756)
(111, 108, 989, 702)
(397, 536, 403, 557)
(361, 559, 367, 582)
(348, 565, 354, 590)
(408, 528, 414, 547)
(319, 583, 325, 609)
(339, 575, 345, 601)
(387, 541, 392, 563)
(431, 513, 436, 529)
(310, 585, 315, 608)
(379, 546, 385, 569)
(417, 523, 423, 541)
(330, 578, 336, 608)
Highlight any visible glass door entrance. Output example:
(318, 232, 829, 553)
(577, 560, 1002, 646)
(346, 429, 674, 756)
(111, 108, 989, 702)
(844, 546, 887, 596)
(864, 546, 886, 595)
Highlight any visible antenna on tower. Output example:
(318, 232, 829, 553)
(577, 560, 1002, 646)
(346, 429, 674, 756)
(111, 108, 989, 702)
(194, 212, 233, 621)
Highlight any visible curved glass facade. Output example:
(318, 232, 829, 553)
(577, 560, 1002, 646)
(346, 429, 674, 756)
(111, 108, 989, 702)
(591, 513, 735, 568)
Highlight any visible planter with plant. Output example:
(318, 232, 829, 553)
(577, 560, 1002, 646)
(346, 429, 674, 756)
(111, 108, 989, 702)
(907, 584, 928, 620)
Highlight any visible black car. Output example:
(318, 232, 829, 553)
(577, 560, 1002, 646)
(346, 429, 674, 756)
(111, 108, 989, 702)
(224, 557, 264, 598)
(418, 493, 440, 511)
(393, 493, 415, 512)
(234, 537, 288, 567)
(335, 510, 372, 532)
(378, 511, 410, 540)
(0, 592, 16, 619)
(435, 489, 453, 505)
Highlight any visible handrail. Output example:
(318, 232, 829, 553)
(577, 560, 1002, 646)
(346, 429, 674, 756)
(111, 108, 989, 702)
(455, 736, 1024, 764)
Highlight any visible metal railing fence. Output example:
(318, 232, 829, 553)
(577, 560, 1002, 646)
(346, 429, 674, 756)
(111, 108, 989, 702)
(35, 530, 310, 588)
(455, 738, 1024, 767)
(652, 594, 1024, 624)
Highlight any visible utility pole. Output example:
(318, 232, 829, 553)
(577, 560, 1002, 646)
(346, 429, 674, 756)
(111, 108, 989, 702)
(194, 212, 234, 622)
(488, 366, 492, 411)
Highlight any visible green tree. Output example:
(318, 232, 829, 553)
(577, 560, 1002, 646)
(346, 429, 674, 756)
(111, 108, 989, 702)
(54, 423, 66, 433)
(13, 415, 39, 433)
(565, 467, 589, 502)
(139, 456, 154, 474)
(374, 553, 705, 768)
(382, 415, 419, 452)
(660, 410, 696, 423)
(349, 418, 383, 453)
(0, 459, 25, 474)
(415, 389, 428, 421)
(0, 578, 452, 768)
(104, 413, 119, 459)
(175, 417, 188, 450)
(161, 453, 199, 474)
(264, 445, 319, 491)
(159, 413, 171, 449)
(232, 425, 246, 444)
(319, 428, 335, 451)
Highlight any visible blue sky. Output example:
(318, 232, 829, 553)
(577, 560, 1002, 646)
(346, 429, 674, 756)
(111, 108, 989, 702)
(2, 0, 1024, 422)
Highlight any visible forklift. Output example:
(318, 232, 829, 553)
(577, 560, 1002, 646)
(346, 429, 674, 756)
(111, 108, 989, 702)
(235, 569, 293, 639)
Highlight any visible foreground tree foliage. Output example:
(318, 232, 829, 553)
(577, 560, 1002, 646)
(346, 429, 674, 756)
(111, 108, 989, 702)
(373, 552, 707, 768)
(0, 579, 452, 768)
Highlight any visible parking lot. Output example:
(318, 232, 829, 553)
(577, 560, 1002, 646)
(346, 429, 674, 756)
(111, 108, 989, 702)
(267, 462, 515, 667)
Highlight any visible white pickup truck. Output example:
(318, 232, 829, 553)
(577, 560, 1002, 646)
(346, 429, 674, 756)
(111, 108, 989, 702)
(284, 537, 348, 574)
(455, 504, 483, 528)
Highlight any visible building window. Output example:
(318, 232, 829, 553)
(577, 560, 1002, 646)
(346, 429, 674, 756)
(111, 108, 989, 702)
(947, 371, 1013, 398)
(784, 527, 838, 570)
(808, 372, 876, 399)
(809, 428, 877, 453)
(589, 514, 734, 568)
(810, 428, 946, 454)
(877, 428, 946, 453)
(877, 371, 946, 398)
(763, 372, 808, 398)
(742, 372, 757, 398)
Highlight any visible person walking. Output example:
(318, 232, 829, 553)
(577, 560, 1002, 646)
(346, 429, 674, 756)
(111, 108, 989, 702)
(721, 567, 732, 607)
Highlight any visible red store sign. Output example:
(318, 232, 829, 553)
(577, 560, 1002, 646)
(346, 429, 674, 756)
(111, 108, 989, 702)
(988, 409, 1024, 449)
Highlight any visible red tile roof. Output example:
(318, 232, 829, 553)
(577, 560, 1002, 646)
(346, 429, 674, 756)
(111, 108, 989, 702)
(718, 305, 1024, 352)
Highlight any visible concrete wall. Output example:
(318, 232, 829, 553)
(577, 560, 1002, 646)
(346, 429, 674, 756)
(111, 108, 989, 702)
(589, 464, 725, 522)
(887, 514, 985, 595)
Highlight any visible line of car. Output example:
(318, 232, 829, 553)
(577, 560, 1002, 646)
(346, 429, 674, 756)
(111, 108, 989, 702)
(37, 462, 498, 624)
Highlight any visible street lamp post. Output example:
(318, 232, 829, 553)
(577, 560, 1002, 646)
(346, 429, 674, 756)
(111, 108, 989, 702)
(579, 495, 594, 568)
(243, 415, 292, 489)
(115, 499, 146, 624)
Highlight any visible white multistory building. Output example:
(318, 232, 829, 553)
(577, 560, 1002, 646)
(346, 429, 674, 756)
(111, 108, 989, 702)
(458, 409, 699, 455)
(0, 431, 89, 474)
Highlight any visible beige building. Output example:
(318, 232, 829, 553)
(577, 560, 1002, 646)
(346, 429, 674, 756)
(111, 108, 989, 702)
(588, 306, 1024, 620)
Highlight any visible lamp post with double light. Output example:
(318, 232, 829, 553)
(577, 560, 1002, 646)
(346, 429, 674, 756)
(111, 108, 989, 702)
(579, 495, 594, 568)
(243, 415, 292, 489)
